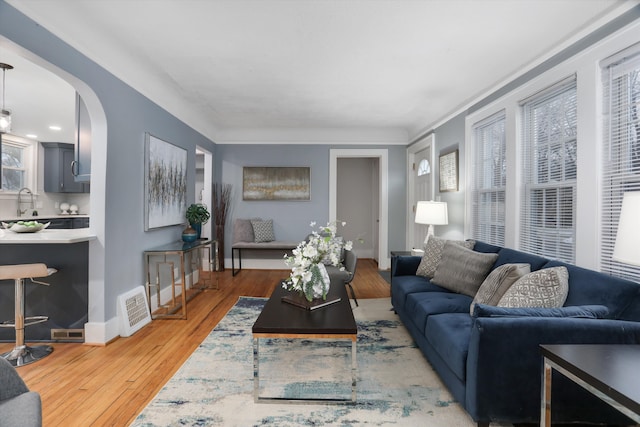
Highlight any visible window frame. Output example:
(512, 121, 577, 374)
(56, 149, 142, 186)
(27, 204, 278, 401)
(0, 134, 37, 198)
(469, 110, 507, 246)
(520, 77, 578, 264)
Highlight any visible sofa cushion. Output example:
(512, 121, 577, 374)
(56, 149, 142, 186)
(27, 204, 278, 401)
(416, 236, 475, 278)
(498, 266, 569, 308)
(251, 219, 275, 243)
(431, 243, 498, 297)
(543, 260, 640, 321)
(494, 247, 549, 271)
(472, 303, 609, 319)
(470, 263, 531, 314)
(406, 292, 473, 334)
(392, 276, 449, 307)
(425, 313, 473, 383)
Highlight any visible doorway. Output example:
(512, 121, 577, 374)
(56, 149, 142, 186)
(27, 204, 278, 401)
(195, 146, 213, 240)
(407, 134, 435, 250)
(329, 149, 389, 270)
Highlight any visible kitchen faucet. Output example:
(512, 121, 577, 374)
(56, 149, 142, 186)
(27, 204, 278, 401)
(17, 187, 34, 217)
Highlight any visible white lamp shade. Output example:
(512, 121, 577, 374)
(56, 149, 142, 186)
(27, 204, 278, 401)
(613, 191, 640, 266)
(0, 109, 10, 133)
(415, 201, 448, 225)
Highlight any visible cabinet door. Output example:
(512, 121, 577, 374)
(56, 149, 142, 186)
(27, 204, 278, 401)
(73, 92, 91, 182)
(62, 148, 85, 192)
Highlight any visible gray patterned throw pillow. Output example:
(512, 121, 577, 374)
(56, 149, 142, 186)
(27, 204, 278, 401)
(470, 263, 531, 314)
(416, 236, 475, 279)
(251, 219, 275, 243)
(497, 266, 569, 308)
(431, 243, 498, 297)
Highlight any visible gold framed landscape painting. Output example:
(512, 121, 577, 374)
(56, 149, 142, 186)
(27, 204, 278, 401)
(243, 167, 310, 201)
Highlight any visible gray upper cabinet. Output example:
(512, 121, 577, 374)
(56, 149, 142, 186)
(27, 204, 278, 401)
(42, 142, 89, 193)
(73, 92, 91, 182)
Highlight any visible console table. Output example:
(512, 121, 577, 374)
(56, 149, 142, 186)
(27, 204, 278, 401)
(144, 239, 216, 319)
(541, 344, 640, 426)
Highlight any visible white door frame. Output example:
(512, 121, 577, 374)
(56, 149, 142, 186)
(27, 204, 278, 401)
(329, 149, 389, 270)
(196, 146, 213, 240)
(406, 134, 435, 249)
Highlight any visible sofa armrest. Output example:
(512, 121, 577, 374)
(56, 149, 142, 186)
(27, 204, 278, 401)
(391, 255, 421, 277)
(465, 317, 640, 423)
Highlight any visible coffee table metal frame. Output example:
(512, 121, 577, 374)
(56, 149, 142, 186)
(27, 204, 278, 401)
(541, 344, 640, 426)
(252, 284, 357, 404)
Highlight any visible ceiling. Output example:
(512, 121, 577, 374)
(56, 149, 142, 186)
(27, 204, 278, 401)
(1, 0, 637, 145)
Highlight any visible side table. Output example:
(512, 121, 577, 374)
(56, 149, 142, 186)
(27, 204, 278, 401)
(144, 239, 217, 319)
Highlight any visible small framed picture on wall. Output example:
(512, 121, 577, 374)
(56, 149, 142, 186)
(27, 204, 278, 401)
(439, 149, 458, 192)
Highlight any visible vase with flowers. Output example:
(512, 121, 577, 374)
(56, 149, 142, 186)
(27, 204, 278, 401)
(283, 221, 353, 302)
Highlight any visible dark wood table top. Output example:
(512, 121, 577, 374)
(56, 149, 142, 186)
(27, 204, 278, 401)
(252, 280, 357, 336)
(541, 344, 640, 416)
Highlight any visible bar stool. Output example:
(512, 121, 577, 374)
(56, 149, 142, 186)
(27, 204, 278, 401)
(0, 263, 56, 366)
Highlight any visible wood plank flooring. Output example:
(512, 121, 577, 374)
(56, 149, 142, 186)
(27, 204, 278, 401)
(0, 259, 390, 427)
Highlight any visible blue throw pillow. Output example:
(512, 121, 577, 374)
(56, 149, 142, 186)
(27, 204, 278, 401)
(472, 303, 609, 319)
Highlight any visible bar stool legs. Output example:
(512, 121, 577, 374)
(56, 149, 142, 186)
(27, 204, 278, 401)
(0, 263, 56, 367)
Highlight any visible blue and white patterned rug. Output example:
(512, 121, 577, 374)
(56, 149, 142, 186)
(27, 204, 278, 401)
(131, 297, 483, 426)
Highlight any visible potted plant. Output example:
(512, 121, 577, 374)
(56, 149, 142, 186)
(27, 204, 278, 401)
(185, 203, 210, 239)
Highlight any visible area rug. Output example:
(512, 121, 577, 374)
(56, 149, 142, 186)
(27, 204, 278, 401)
(131, 297, 487, 426)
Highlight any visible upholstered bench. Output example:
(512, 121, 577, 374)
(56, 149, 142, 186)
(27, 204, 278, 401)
(231, 218, 298, 276)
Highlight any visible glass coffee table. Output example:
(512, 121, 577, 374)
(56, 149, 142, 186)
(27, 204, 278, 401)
(252, 282, 358, 404)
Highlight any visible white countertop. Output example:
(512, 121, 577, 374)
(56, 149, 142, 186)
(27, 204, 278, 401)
(0, 228, 96, 244)
(0, 214, 89, 222)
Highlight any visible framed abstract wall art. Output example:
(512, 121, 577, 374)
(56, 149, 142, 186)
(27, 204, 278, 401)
(439, 149, 459, 192)
(243, 166, 310, 201)
(144, 133, 188, 230)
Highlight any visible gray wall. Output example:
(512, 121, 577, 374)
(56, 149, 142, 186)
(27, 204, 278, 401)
(0, 1, 217, 332)
(216, 144, 407, 261)
(431, 112, 467, 240)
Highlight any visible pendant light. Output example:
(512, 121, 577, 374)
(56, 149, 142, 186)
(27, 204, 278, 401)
(0, 63, 13, 134)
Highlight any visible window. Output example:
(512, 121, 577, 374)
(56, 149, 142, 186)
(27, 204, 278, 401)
(520, 77, 577, 263)
(601, 44, 640, 282)
(1, 135, 35, 192)
(470, 111, 506, 246)
(417, 159, 430, 176)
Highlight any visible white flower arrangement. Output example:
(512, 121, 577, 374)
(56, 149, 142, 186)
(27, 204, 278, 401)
(283, 221, 353, 301)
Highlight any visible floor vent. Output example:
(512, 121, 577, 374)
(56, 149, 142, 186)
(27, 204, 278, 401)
(117, 286, 152, 337)
(51, 329, 85, 342)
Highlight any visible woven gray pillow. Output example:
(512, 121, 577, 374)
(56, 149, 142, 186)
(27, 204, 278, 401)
(251, 219, 275, 243)
(470, 263, 531, 314)
(431, 242, 498, 297)
(416, 236, 475, 279)
(233, 218, 258, 243)
(497, 266, 569, 308)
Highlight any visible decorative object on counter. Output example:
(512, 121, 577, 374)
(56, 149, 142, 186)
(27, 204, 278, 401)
(181, 226, 198, 243)
(2, 221, 50, 233)
(59, 202, 70, 214)
(144, 133, 187, 231)
(185, 203, 210, 239)
(283, 221, 353, 302)
(212, 183, 233, 271)
(0, 62, 13, 133)
(69, 204, 79, 214)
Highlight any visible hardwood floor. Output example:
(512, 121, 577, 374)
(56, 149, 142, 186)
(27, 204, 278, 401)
(0, 259, 390, 427)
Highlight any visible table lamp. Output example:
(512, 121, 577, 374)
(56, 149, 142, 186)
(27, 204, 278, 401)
(613, 191, 640, 266)
(415, 201, 448, 244)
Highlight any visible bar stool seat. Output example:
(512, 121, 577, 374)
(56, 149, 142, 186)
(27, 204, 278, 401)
(0, 263, 56, 367)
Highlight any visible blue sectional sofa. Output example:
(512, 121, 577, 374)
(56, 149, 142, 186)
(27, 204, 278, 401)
(391, 240, 640, 426)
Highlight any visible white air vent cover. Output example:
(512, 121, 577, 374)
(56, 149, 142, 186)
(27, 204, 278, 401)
(117, 286, 151, 337)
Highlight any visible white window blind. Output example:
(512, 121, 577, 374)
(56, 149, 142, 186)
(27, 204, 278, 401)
(601, 45, 640, 282)
(520, 78, 577, 263)
(470, 111, 506, 246)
